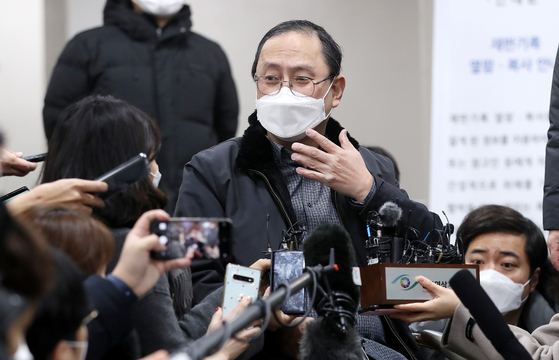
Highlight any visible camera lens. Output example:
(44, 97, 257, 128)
(159, 235, 168, 245)
(159, 222, 167, 231)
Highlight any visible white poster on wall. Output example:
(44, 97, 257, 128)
(430, 0, 559, 231)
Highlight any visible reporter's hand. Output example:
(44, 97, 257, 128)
(0, 147, 37, 177)
(262, 287, 296, 331)
(548, 230, 559, 270)
(250, 259, 270, 272)
(281, 317, 313, 360)
(390, 276, 460, 323)
(6, 179, 107, 216)
(207, 297, 261, 360)
(112, 210, 193, 297)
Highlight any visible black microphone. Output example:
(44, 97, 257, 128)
(378, 201, 402, 228)
(300, 224, 364, 360)
(449, 270, 531, 360)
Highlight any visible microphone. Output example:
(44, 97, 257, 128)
(378, 201, 402, 228)
(300, 224, 364, 360)
(366, 201, 404, 264)
(449, 270, 532, 360)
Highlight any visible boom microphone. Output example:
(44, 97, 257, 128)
(378, 201, 402, 228)
(449, 270, 531, 360)
(300, 224, 364, 360)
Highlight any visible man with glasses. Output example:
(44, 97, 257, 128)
(175, 20, 442, 359)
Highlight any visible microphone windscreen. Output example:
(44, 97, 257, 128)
(449, 270, 532, 360)
(378, 201, 402, 228)
(300, 317, 363, 360)
(302, 224, 359, 305)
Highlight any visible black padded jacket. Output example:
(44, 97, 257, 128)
(43, 0, 238, 213)
(174, 112, 441, 359)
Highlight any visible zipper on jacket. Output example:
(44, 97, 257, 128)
(384, 316, 416, 360)
(247, 169, 294, 231)
(151, 39, 161, 131)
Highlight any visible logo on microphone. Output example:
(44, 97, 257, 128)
(391, 274, 419, 291)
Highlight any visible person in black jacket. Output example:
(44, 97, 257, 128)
(175, 20, 442, 360)
(545, 46, 559, 271)
(43, 0, 239, 214)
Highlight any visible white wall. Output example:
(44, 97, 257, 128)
(0, 0, 47, 192)
(2, 0, 433, 203)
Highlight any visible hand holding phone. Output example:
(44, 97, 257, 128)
(222, 264, 261, 317)
(94, 153, 150, 199)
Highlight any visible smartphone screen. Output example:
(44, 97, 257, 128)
(150, 218, 232, 263)
(271, 251, 306, 315)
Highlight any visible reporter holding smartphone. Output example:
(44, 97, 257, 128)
(41, 96, 255, 360)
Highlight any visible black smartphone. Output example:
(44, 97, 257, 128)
(94, 153, 150, 199)
(22, 153, 47, 163)
(150, 217, 233, 264)
(270, 250, 306, 315)
(1, 186, 29, 203)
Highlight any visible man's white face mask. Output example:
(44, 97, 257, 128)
(255, 80, 335, 142)
(480, 269, 530, 314)
(132, 0, 186, 17)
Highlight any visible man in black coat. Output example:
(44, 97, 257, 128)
(175, 20, 442, 360)
(43, 0, 239, 213)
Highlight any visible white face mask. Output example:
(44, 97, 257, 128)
(150, 170, 162, 188)
(255, 80, 335, 142)
(132, 0, 186, 17)
(480, 269, 530, 314)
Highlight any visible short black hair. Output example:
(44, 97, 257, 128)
(457, 205, 547, 277)
(42, 95, 167, 227)
(251, 20, 342, 78)
(26, 250, 90, 360)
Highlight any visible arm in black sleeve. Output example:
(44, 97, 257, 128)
(544, 45, 559, 230)
(84, 275, 133, 360)
(43, 35, 93, 140)
(213, 46, 239, 142)
(358, 148, 443, 239)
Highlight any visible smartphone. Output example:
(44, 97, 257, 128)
(1, 186, 29, 203)
(150, 218, 233, 263)
(94, 153, 150, 199)
(270, 251, 306, 315)
(22, 153, 47, 163)
(222, 264, 261, 317)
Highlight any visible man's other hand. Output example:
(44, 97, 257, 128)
(291, 129, 374, 202)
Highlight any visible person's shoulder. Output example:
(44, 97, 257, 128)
(359, 147, 398, 185)
(188, 31, 226, 53)
(70, 25, 120, 42)
(189, 137, 242, 166)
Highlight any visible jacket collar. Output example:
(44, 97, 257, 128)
(103, 0, 192, 42)
(236, 110, 359, 173)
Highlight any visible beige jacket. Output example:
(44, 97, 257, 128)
(442, 303, 559, 360)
